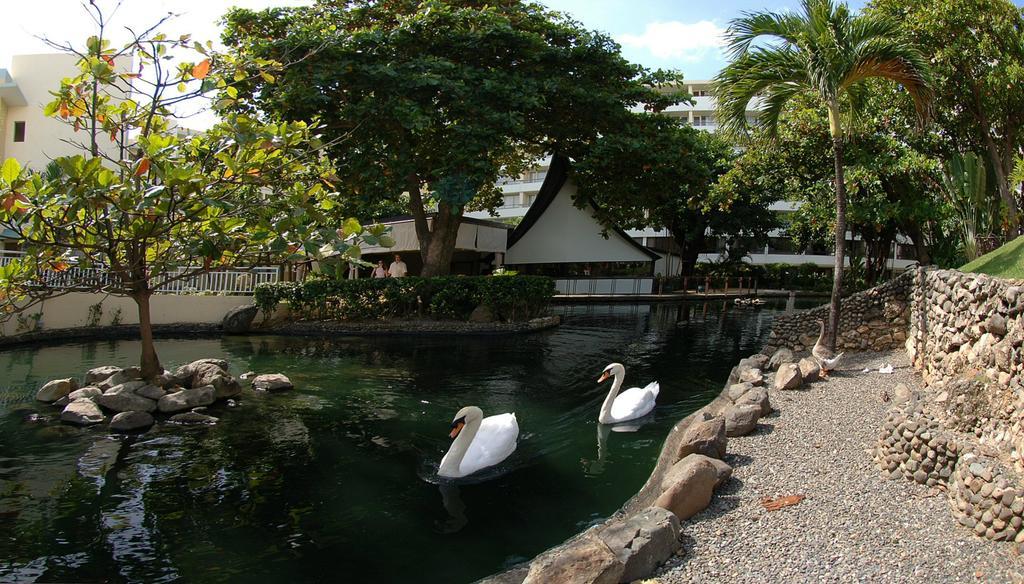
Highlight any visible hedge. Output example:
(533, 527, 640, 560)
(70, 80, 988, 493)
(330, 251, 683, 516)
(254, 275, 555, 322)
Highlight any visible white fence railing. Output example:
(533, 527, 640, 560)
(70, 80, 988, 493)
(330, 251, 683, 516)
(0, 250, 278, 294)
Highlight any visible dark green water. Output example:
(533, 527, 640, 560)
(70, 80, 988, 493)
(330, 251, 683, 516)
(0, 299, 815, 583)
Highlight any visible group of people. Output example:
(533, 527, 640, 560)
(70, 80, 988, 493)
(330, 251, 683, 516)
(354, 254, 408, 279)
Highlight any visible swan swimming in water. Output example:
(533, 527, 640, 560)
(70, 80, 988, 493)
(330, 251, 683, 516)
(597, 363, 659, 424)
(438, 406, 518, 479)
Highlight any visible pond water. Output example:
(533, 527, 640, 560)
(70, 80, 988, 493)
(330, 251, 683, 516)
(0, 299, 817, 583)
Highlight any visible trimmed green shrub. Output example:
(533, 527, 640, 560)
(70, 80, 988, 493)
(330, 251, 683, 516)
(254, 275, 555, 322)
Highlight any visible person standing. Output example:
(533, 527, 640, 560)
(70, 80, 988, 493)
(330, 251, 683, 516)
(388, 254, 408, 278)
(372, 260, 388, 278)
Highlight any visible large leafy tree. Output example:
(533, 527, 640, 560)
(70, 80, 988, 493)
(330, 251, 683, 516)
(869, 0, 1024, 236)
(221, 0, 684, 276)
(715, 0, 933, 350)
(0, 6, 377, 379)
(574, 114, 777, 276)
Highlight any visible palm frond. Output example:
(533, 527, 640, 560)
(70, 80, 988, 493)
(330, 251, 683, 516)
(723, 10, 806, 60)
(714, 47, 808, 136)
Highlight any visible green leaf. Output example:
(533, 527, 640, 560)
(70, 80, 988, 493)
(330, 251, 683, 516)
(341, 217, 361, 238)
(1, 159, 21, 183)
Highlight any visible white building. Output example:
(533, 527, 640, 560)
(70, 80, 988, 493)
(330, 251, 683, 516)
(467, 79, 917, 276)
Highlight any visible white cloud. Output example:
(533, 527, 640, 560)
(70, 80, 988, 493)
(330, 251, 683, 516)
(617, 20, 726, 63)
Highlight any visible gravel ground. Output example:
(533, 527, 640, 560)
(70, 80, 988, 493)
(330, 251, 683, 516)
(655, 350, 1024, 584)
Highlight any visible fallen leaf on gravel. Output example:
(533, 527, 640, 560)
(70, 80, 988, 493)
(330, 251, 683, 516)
(761, 495, 804, 511)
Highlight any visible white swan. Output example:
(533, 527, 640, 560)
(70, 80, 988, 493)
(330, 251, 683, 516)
(438, 406, 518, 478)
(597, 363, 659, 424)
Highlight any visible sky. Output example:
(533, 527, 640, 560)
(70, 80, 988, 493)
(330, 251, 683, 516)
(0, 0, 1018, 127)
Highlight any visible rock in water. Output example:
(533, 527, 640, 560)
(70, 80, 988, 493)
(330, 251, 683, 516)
(169, 412, 219, 425)
(725, 382, 754, 402)
(799, 357, 821, 383)
(598, 507, 681, 582)
(157, 386, 216, 413)
(109, 411, 155, 432)
(654, 454, 719, 519)
(36, 378, 79, 403)
(60, 400, 105, 426)
(192, 363, 241, 399)
(95, 392, 158, 413)
(68, 387, 103, 402)
(135, 385, 166, 401)
(774, 363, 803, 390)
(222, 305, 259, 334)
(172, 359, 229, 385)
(724, 404, 762, 436)
(84, 365, 122, 385)
(252, 374, 294, 391)
(103, 381, 147, 395)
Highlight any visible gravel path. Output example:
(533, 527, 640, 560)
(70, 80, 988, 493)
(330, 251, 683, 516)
(655, 350, 1024, 584)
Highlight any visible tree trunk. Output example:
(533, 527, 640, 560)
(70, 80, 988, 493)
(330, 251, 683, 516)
(980, 119, 1020, 234)
(828, 135, 847, 352)
(672, 225, 705, 278)
(903, 221, 931, 265)
(133, 291, 162, 380)
(420, 202, 463, 277)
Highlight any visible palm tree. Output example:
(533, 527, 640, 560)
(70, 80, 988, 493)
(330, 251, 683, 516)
(715, 0, 933, 351)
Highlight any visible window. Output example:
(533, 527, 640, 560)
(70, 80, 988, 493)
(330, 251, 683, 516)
(524, 193, 537, 206)
(693, 89, 710, 97)
(13, 121, 26, 143)
(502, 194, 520, 208)
(692, 115, 715, 127)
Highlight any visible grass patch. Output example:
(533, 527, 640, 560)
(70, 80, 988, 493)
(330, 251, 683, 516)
(960, 235, 1024, 279)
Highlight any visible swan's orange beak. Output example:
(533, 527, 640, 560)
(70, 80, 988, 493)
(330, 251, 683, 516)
(449, 421, 465, 439)
(598, 371, 609, 383)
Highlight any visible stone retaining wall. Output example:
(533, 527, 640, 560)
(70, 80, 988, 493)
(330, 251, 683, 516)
(764, 270, 913, 353)
(908, 268, 1024, 468)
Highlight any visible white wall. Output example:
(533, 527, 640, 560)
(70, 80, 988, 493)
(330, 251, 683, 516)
(1, 293, 253, 336)
(505, 177, 653, 264)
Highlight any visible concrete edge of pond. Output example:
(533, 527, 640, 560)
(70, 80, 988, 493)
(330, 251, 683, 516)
(0, 316, 562, 349)
(478, 376, 737, 584)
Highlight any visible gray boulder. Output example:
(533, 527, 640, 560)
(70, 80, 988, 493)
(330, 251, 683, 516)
(893, 382, 915, 404)
(104, 381, 147, 395)
(725, 382, 754, 402)
(768, 348, 795, 370)
(738, 354, 770, 371)
(523, 534, 624, 584)
(774, 363, 803, 390)
(135, 385, 166, 401)
(675, 413, 727, 460)
(84, 365, 122, 385)
(193, 363, 241, 399)
(738, 367, 764, 386)
(60, 400, 105, 426)
(468, 304, 494, 323)
(97, 371, 134, 391)
(798, 357, 821, 383)
(222, 304, 259, 334)
(598, 506, 680, 582)
(252, 373, 294, 391)
(735, 387, 772, 417)
(169, 412, 219, 425)
(36, 378, 79, 403)
(68, 387, 102, 402)
(95, 392, 157, 413)
(157, 386, 215, 414)
(172, 359, 229, 385)
(654, 454, 719, 520)
(724, 404, 762, 437)
(662, 454, 732, 490)
(110, 411, 154, 433)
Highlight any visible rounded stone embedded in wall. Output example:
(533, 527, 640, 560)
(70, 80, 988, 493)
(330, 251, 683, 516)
(949, 446, 1024, 545)
(874, 405, 958, 488)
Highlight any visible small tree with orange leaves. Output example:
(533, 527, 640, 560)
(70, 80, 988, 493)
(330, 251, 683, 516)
(0, 2, 380, 378)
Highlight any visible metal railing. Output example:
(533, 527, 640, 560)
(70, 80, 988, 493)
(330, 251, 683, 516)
(0, 250, 277, 294)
